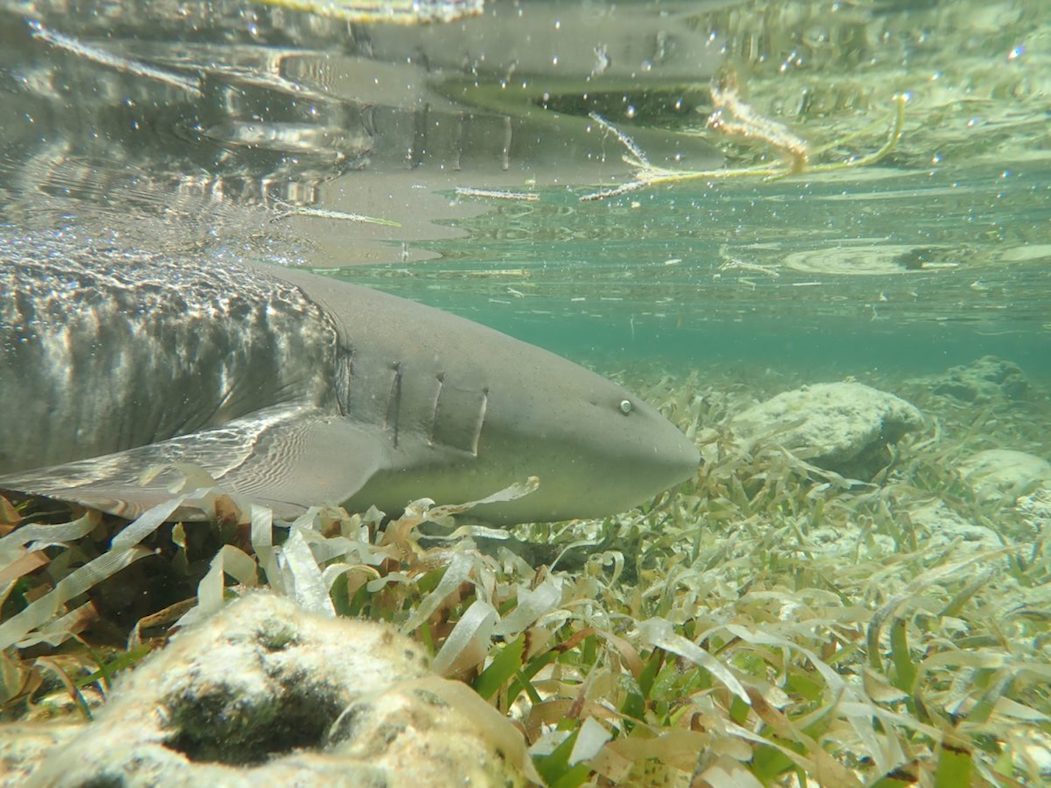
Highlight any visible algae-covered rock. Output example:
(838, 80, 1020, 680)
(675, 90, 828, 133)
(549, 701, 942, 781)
(907, 500, 1002, 551)
(957, 449, 1051, 503)
(1016, 486, 1051, 534)
(730, 382, 924, 479)
(930, 355, 1029, 402)
(1, 593, 537, 787)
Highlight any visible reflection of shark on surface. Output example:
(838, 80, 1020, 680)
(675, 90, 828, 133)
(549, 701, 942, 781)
(0, 2, 723, 252)
(0, 253, 699, 523)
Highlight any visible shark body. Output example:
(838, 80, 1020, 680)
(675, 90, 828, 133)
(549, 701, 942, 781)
(0, 253, 699, 523)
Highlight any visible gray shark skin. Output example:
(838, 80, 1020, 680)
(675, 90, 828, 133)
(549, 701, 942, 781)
(0, 253, 699, 523)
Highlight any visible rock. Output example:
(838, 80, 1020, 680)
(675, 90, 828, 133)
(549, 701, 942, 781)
(729, 382, 924, 479)
(907, 500, 1002, 552)
(1016, 486, 1051, 534)
(0, 722, 82, 785)
(1, 593, 538, 787)
(957, 449, 1051, 503)
(931, 355, 1029, 402)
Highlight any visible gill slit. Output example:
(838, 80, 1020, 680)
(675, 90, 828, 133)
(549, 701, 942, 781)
(335, 346, 354, 417)
(385, 362, 402, 448)
(471, 387, 488, 457)
(427, 373, 444, 446)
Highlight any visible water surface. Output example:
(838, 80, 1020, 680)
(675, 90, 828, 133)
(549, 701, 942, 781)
(1, 0, 1049, 383)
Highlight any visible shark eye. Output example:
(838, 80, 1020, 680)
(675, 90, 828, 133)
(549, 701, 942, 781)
(619, 399, 633, 415)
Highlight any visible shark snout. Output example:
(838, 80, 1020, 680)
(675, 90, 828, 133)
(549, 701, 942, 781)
(647, 423, 701, 491)
(669, 432, 702, 483)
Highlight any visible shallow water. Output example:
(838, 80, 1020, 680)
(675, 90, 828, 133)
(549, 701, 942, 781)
(2, 0, 1048, 389)
(339, 167, 1051, 378)
(3, 3, 1051, 781)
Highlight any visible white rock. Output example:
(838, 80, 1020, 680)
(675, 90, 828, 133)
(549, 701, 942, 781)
(0, 722, 81, 785)
(1016, 486, 1051, 534)
(957, 450, 1051, 503)
(730, 382, 924, 479)
(1016, 728, 1051, 779)
(908, 500, 1002, 551)
(1, 593, 537, 787)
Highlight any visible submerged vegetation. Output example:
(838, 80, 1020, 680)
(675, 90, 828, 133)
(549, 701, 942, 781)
(580, 75, 907, 203)
(453, 68, 908, 205)
(2, 368, 1049, 785)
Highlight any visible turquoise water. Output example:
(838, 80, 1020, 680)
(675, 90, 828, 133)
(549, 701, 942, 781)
(333, 164, 1051, 380)
(2, 0, 1049, 383)
(4, 6, 1050, 784)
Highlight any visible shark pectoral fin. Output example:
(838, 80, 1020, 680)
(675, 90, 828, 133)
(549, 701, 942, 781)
(0, 411, 392, 521)
(225, 417, 391, 516)
(0, 446, 219, 521)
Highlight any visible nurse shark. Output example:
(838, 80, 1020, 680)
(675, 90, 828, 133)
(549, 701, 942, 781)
(0, 253, 699, 523)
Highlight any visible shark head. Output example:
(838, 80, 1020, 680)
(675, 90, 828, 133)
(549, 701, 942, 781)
(322, 287, 701, 524)
(348, 345, 701, 524)
(467, 354, 702, 523)
(247, 266, 701, 524)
